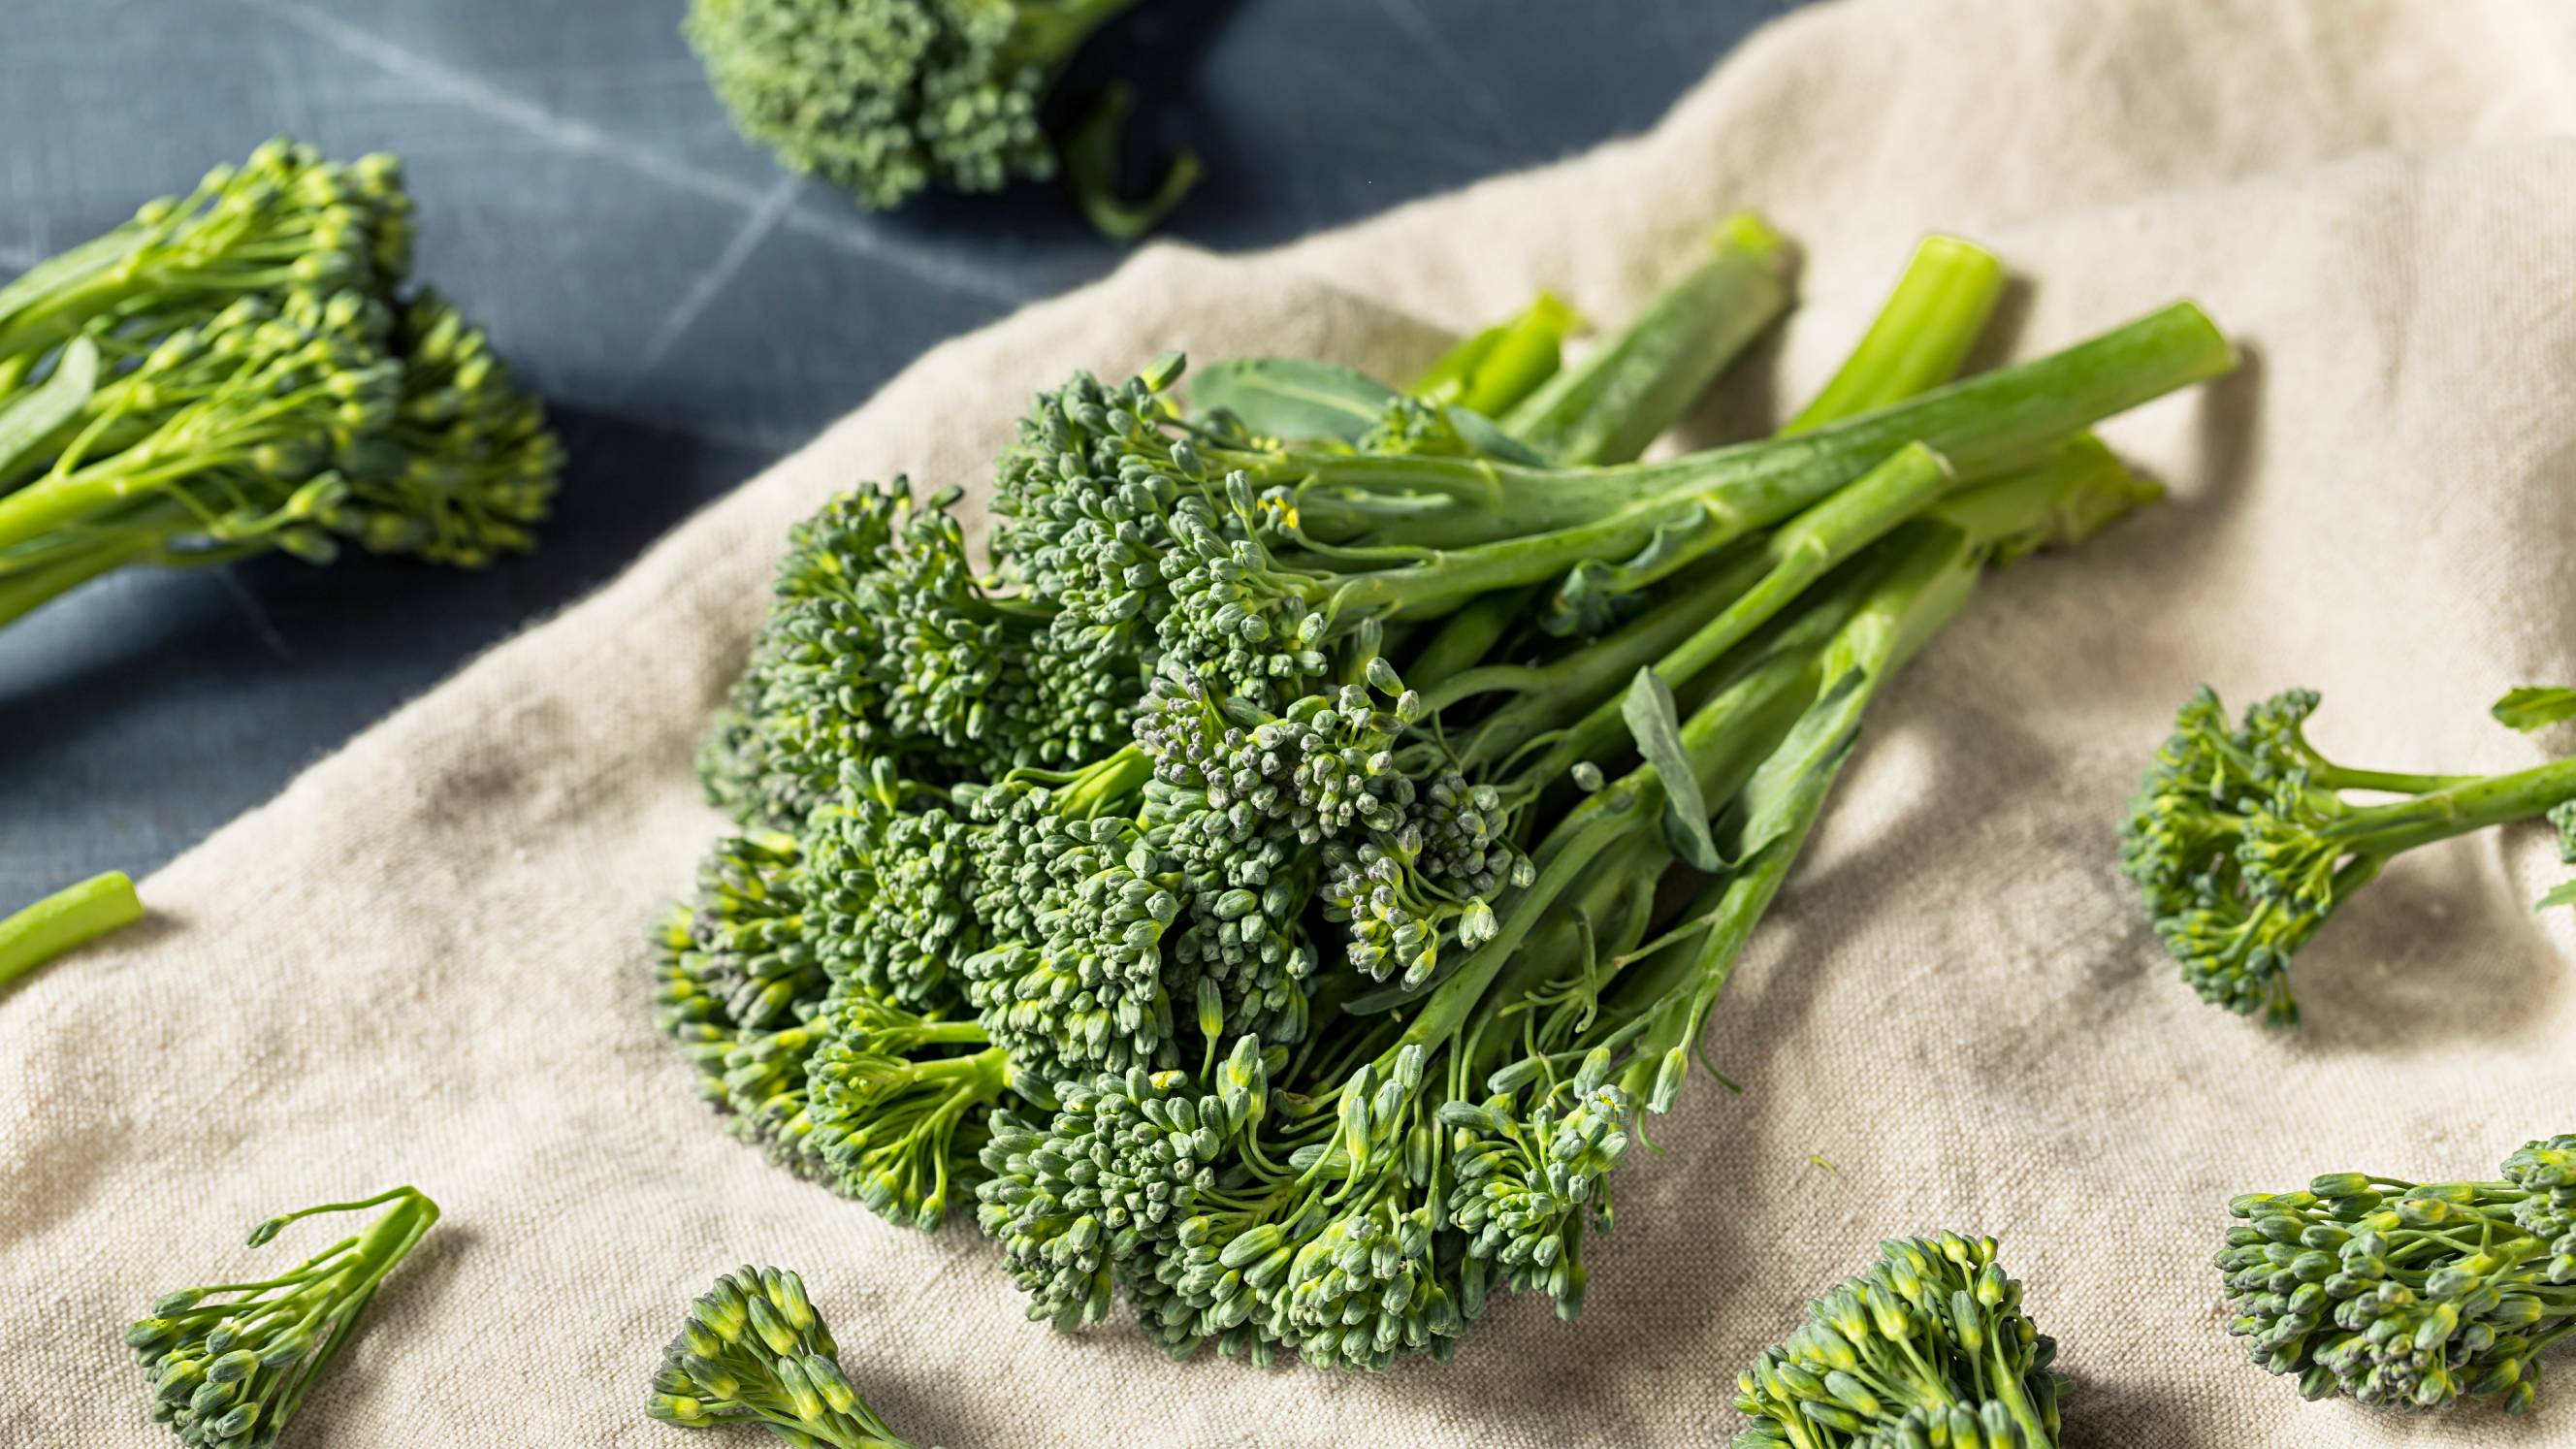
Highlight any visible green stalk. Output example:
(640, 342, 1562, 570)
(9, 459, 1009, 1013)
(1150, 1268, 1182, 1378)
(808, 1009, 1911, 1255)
(1785, 236, 2004, 434)
(2321, 757, 2576, 857)
(1501, 211, 1792, 467)
(0, 871, 145, 989)
(1462, 443, 1957, 778)
(1281, 300, 2232, 550)
(1409, 293, 1579, 418)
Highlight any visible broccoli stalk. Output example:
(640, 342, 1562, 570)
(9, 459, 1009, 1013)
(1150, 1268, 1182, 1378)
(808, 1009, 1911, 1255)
(0, 140, 561, 629)
(649, 1267, 919, 1448)
(685, 0, 1198, 235)
(1734, 1234, 2066, 1448)
(0, 870, 145, 990)
(125, 1187, 440, 1448)
(2122, 687, 2576, 1024)
(2217, 1137, 2576, 1413)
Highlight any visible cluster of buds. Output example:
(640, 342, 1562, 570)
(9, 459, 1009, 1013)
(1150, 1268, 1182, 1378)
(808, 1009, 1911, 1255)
(1736, 1233, 2064, 1448)
(2218, 1137, 2576, 1413)
(648, 1267, 918, 1448)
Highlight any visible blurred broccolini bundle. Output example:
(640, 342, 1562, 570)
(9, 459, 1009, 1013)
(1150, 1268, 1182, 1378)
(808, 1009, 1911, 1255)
(1735, 1233, 2065, 1448)
(685, 0, 1199, 238)
(2218, 1137, 2576, 1415)
(0, 138, 562, 630)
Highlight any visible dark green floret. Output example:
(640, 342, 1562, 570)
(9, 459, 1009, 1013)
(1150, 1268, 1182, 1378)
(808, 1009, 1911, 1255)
(685, 0, 1197, 233)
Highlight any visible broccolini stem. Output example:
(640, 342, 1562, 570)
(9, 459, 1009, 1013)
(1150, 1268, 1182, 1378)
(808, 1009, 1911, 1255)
(1401, 585, 1539, 689)
(1008, 0, 1147, 77)
(0, 532, 171, 628)
(1287, 301, 2231, 550)
(1784, 236, 2005, 433)
(1501, 211, 1792, 467)
(0, 871, 145, 989)
(2318, 756, 2576, 855)
(1465, 443, 1956, 779)
(1411, 293, 1578, 418)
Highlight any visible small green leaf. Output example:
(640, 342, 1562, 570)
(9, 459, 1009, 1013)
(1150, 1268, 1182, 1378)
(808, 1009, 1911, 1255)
(1440, 405, 1547, 466)
(2492, 687, 2576, 732)
(2536, 881, 2576, 913)
(1622, 668, 1720, 871)
(0, 336, 99, 476)
(1190, 358, 1399, 443)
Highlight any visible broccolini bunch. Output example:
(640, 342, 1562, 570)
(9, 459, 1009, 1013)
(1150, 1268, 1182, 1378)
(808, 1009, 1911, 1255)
(657, 222, 2236, 1368)
(124, 1187, 440, 1448)
(0, 138, 562, 630)
(686, 0, 1198, 236)
(2217, 1137, 2576, 1413)
(649, 1266, 922, 1447)
(2122, 686, 2576, 1025)
(1735, 1234, 2066, 1448)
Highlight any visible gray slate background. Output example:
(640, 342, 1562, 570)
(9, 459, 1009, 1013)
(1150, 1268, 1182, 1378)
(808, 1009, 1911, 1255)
(0, 0, 1799, 906)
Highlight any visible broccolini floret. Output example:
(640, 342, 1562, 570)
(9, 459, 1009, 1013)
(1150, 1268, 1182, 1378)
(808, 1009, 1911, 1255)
(649, 1267, 920, 1447)
(2122, 686, 2576, 1024)
(125, 1187, 440, 1448)
(685, 0, 1196, 234)
(2216, 1137, 2576, 1413)
(1735, 1234, 2065, 1448)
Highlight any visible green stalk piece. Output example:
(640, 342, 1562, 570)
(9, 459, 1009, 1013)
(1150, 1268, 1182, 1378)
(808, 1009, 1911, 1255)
(1735, 1234, 2065, 1448)
(0, 138, 563, 630)
(2122, 686, 2576, 1024)
(125, 1186, 441, 1448)
(686, 0, 1197, 237)
(2217, 1136, 2576, 1413)
(649, 1267, 921, 1448)
(0, 870, 144, 990)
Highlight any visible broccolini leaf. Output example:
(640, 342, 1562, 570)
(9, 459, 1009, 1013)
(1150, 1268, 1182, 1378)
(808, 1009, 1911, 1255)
(2493, 685, 2576, 731)
(1190, 357, 1397, 443)
(1623, 666, 1721, 870)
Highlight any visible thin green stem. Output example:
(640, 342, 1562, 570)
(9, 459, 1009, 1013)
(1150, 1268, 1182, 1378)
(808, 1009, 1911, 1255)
(2327, 757, 2576, 856)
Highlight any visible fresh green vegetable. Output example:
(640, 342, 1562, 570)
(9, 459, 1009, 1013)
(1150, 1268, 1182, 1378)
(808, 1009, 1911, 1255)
(0, 138, 562, 629)
(2217, 1137, 2575, 1414)
(2121, 687, 2576, 1025)
(685, 0, 1198, 235)
(649, 1267, 919, 1447)
(660, 224, 2229, 1368)
(124, 1186, 440, 1447)
(0, 870, 144, 990)
(1735, 1234, 2065, 1448)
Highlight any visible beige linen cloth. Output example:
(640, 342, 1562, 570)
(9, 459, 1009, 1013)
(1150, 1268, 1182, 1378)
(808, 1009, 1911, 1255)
(11, 0, 2576, 1444)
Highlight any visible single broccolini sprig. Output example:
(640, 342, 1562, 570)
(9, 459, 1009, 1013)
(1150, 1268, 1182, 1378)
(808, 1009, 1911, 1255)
(0, 870, 144, 991)
(1735, 1234, 2065, 1448)
(649, 1267, 922, 1448)
(124, 1187, 440, 1448)
(685, 0, 1197, 236)
(2216, 1137, 2576, 1414)
(2121, 687, 2576, 1025)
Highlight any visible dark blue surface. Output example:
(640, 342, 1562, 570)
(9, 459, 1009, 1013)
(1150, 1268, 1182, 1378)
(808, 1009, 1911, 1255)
(0, 0, 1802, 904)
